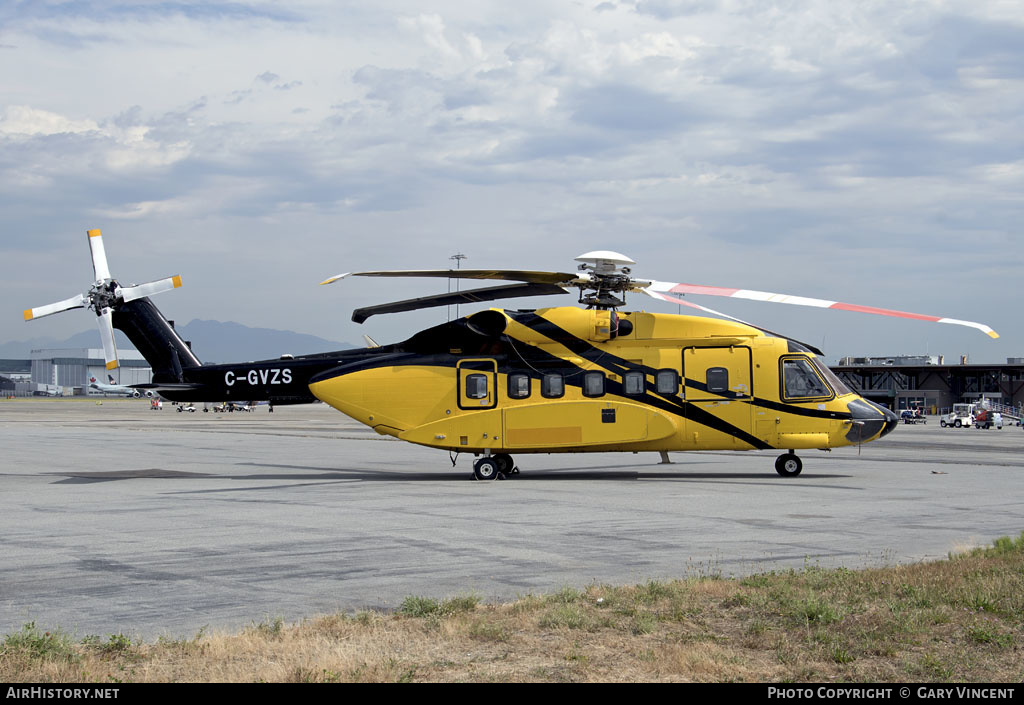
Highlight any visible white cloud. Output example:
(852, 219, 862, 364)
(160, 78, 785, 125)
(0, 1, 1021, 361)
(0, 105, 100, 136)
(1, 104, 192, 172)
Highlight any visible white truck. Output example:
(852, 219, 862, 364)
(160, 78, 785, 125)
(940, 403, 975, 428)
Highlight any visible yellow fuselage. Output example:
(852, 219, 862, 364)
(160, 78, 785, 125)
(309, 307, 894, 455)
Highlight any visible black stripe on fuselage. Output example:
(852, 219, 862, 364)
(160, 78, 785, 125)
(315, 313, 773, 449)
(752, 397, 852, 420)
(512, 315, 774, 448)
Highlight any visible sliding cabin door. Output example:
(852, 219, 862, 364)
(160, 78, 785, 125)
(682, 346, 754, 449)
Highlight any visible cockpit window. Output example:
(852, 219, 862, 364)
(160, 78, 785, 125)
(781, 357, 834, 400)
(810, 356, 853, 397)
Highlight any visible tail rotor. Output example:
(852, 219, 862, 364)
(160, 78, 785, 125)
(24, 229, 183, 370)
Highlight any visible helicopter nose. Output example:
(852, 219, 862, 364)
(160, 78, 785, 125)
(845, 398, 899, 442)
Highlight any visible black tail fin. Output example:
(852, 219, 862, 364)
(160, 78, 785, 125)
(112, 298, 201, 382)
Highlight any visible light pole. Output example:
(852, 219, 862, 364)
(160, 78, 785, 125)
(448, 252, 467, 321)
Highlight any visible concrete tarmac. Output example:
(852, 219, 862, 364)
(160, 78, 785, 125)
(2, 398, 1022, 640)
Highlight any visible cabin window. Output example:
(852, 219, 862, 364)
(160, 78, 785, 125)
(655, 369, 679, 395)
(542, 373, 564, 398)
(623, 371, 645, 396)
(508, 373, 531, 399)
(781, 357, 833, 400)
(706, 367, 729, 394)
(465, 374, 489, 400)
(583, 371, 605, 397)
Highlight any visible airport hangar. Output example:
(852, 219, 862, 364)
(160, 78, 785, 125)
(1, 348, 152, 397)
(4, 349, 1024, 411)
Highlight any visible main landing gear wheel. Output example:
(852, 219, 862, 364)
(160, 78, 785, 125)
(473, 457, 503, 481)
(775, 453, 803, 477)
(493, 453, 517, 476)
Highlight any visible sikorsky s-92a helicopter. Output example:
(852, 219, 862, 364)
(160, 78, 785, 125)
(26, 232, 999, 480)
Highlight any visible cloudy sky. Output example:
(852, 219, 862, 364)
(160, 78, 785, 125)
(2, 0, 1021, 363)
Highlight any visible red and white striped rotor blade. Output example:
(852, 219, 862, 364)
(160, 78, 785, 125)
(97, 307, 119, 370)
(118, 275, 183, 303)
(88, 228, 111, 282)
(645, 280, 999, 339)
(639, 288, 756, 327)
(24, 294, 87, 321)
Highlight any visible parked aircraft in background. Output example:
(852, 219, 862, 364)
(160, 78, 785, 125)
(89, 375, 153, 398)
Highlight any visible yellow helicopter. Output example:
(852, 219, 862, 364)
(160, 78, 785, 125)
(26, 235, 999, 481)
(315, 250, 999, 480)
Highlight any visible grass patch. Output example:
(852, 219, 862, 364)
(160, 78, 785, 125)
(3, 622, 76, 662)
(3, 533, 1023, 682)
(398, 594, 480, 618)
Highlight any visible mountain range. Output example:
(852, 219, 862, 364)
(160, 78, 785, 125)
(0, 319, 355, 363)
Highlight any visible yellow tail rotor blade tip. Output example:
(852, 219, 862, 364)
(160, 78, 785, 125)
(24, 309, 33, 321)
(105, 360, 119, 370)
(88, 229, 102, 237)
(172, 275, 183, 288)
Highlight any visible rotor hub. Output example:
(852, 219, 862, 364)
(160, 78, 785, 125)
(573, 252, 640, 309)
(88, 280, 119, 314)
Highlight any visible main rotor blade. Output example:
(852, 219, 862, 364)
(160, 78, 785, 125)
(24, 293, 87, 321)
(645, 280, 999, 339)
(352, 282, 569, 323)
(640, 288, 824, 355)
(97, 307, 119, 370)
(319, 272, 351, 286)
(87, 229, 111, 282)
(342, 269, 581, 286)
(118, 275, 183, 303)
(640, 288, 757, 326)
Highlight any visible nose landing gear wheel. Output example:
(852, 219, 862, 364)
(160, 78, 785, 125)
(473, 457, 503, 481)
(775, 453, 803, 477)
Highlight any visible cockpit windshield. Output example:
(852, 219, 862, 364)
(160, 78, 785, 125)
(810, 356, 852, 396)
(782, 356, 837, 400)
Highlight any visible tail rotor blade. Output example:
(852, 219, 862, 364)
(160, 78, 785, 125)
(87, 229, 111, 282)
(24, 294, 87, 321)
(118, 275, 182, 303)
(97, 308, 119, 370)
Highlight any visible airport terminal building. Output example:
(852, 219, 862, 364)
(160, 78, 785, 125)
(834, 356, 1024, 414)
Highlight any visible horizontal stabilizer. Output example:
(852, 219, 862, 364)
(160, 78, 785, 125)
(130, 383, 205, 392)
